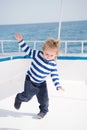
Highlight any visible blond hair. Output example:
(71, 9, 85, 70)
(42, 38, 60, 55)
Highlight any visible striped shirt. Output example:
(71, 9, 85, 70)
(19, 40, 61, 88)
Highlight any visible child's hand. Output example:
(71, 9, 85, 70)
(15, 33, 23, 42)
(56, 87, 64, 91)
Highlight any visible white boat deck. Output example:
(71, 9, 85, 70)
(0, 78, 87, 130)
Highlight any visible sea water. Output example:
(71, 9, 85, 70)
(0, 21, 87, 54)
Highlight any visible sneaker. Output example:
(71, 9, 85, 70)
(37, 112, 46, 119)
(14, 95, 22, 110)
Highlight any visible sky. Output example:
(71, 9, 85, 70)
(0, 0, 87, 25)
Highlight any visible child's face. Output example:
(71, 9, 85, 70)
(43, 48, 57, 61)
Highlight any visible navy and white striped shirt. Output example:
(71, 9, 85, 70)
(19, 40, 61, 88)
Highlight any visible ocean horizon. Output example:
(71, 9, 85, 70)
(0, 20, 87, 40)
(0, 20, 87, 54)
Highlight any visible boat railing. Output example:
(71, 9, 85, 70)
(0, 40, 87, 56)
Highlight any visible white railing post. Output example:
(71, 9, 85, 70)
(18, 45, 21, 52)
(81, 41, 84, 55)
(1, 40, 4, 54)
(34, 41, 36, 50)
(65, 41, 67, 54)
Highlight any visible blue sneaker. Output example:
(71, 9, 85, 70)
(14, 95, 22, 110)
(37, 112, 46, 119)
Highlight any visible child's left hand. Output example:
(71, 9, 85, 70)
(56, 87, 64, 91)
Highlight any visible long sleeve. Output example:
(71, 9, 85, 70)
(18, 40, 36, 58)
(51, 65, 61, 88)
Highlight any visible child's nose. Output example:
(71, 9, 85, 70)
(47, 55, 50, 58)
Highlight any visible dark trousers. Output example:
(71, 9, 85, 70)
(16, 75, 49, 114)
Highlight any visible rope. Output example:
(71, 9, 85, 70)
(58, 0, 63, 39)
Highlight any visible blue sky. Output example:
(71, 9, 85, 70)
(0, 0, 87, 25)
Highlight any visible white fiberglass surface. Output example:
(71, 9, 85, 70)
(0, 79, 87, 130)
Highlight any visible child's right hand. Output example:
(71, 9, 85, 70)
(15, 33, 23, 42)
(56, 87, 64, 91)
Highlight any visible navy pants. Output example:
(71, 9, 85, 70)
(16, 75, 49, 114)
